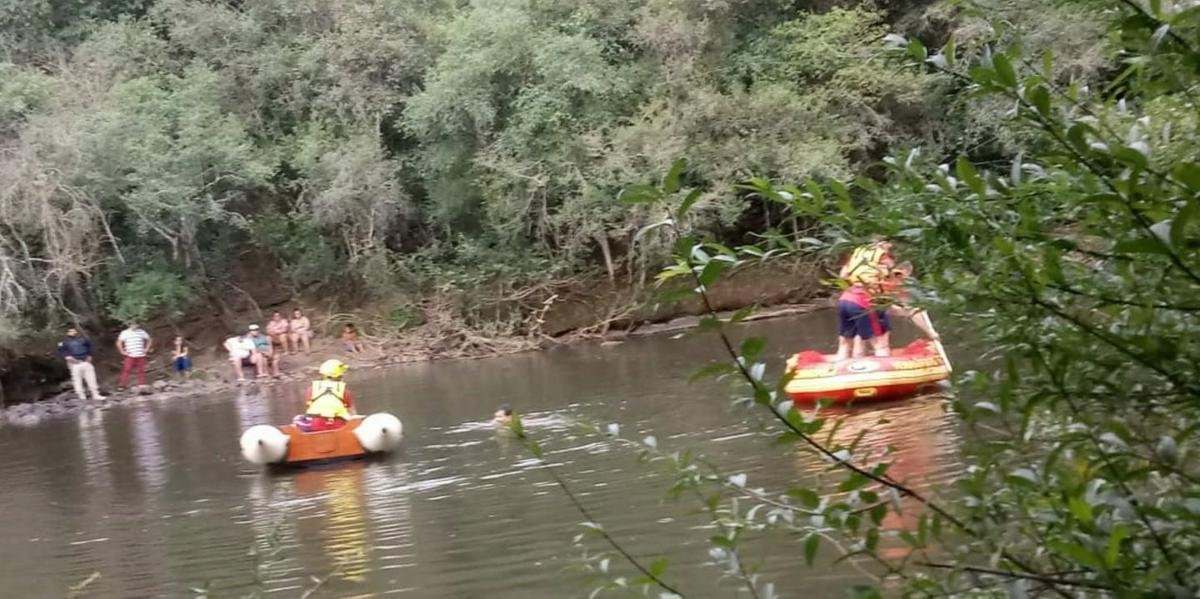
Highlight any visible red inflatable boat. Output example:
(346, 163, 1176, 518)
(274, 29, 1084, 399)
(785, 340, 950, 405)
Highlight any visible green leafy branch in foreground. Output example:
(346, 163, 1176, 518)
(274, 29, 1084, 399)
(509, 405, 902, 599)
(622, 161, 1116, 596)
(508, 414, 686, 598)
(859, 3, 1200, 594)
(581, 421, 890, 587)
(510, 2, 1200, 596)
(512, 161, 1114, 598)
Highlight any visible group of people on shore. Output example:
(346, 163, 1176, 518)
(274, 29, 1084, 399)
(224, 308, 315, 382)
(57, 323, 192, 401)
(53, 307, 366, 400)
(53, 240, 920, 404)
(222, 310, 366, 382)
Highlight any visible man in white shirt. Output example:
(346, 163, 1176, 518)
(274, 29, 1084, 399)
(225, 332, 263, 382)
(116, 322, 153, 389)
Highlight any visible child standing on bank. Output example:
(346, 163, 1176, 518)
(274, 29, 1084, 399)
(172, 336, 192, 378)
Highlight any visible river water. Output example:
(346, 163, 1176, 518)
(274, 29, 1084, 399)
(0, 311, 963, 597)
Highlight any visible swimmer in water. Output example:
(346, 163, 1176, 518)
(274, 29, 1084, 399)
(493, 404, 513, 425)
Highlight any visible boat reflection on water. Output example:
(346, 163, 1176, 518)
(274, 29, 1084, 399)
(292, 464, 372, 582)
(792, 393, 961, 561)
(243, 456, 414, 595)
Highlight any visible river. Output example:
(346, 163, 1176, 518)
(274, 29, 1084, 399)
(0, 311, 963, 597)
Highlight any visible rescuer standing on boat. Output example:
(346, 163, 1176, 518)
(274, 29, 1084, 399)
(835, 239, 896, 360)
(835, 239, 938, 360)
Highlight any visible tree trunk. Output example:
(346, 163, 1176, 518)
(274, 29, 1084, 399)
(66, 272, 101, 329)
(596, 233, 616, 283)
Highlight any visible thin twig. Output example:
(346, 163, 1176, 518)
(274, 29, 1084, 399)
(918, 561, 1112, 590)
(1030, 345, 1188, 589)
(665, 214, 1076, 598)
(513, 425, 685, 597)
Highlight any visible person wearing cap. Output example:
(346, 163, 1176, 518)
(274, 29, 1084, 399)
(224, 327, 263, 382)
(246, 324, 279, 378)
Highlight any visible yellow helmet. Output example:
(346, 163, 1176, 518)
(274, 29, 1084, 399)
(319, 359, 348, 379)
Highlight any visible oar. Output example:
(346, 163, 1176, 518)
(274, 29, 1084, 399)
(916, 310, 953, 373)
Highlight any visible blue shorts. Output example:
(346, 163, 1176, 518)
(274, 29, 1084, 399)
(173, 356, 192, 372)
(837, 301, 890, 340)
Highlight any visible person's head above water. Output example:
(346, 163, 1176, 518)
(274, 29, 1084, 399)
(493, 404, 513, 423)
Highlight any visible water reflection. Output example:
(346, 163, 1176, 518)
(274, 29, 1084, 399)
(0, 313, 969, 597)
(130, 406, 165, 493)
(294, 464, 371, 581)
(234, 386, 272, 431)
(76, 407, 111, 490)
(795, 395, 960, 561)
(240, 458, 417, 596)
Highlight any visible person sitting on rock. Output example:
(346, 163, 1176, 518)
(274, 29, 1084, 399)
(224, 333, 262, 382)
(293, 359, 355, 432)
(289, 308, 313, 354)
(341, 323, 364, 354)
(247, 324, 280, 378)
(266, 311, 291, 354)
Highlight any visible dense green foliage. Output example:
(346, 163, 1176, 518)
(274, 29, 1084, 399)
(0, 0, 1087, 335)
(6, 0, 1199, 595)
(524, 1, 1200, 596)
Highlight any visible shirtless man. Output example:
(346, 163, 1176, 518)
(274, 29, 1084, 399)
(289, 308, 312, 354)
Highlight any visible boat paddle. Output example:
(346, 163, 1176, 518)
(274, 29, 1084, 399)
(917, 310, 953, 373)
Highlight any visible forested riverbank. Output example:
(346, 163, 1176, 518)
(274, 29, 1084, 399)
(0, 0, 1104, 366)
(4, 0, 1200, 596)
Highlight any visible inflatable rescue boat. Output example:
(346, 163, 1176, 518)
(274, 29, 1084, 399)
(239, 413, 402, 466)
(785, 340, 949, 405)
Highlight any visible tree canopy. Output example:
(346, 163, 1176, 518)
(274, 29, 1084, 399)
(0, 0, 1105, 331)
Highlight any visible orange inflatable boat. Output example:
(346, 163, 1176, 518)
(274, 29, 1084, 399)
(239, 413, 403, 466)
(785, 340, 950, 405)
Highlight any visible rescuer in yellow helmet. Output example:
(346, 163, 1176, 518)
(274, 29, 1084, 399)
(293, 359, 356, 432)
(835, 239, 896, 360)
(834, 241, 939, 360)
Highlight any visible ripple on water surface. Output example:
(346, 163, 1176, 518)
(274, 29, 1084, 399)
(0, 314, 967, 597)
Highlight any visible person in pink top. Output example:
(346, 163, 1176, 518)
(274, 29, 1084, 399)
(835, 284, 889, 360)
(835, 262, 938, 360)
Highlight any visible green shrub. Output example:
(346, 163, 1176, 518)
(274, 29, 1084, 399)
(110, 269, 192, 324)
(387, 302, 425, 330)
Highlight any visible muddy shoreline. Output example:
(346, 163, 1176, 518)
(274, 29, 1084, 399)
(0, 300, 828, 425)
(0, 258, 829, 419)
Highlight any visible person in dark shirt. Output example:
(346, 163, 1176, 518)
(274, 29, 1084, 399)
(57, 327, 105, 401)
